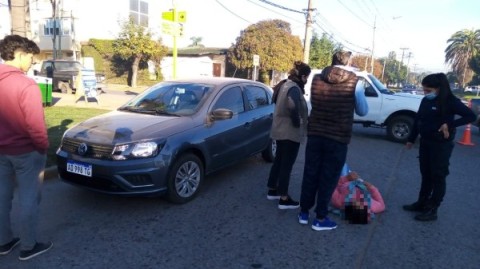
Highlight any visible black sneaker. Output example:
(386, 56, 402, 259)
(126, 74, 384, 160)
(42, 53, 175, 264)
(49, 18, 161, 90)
(0, 238, 20, 255)
(278, 196, 300, 209)
(267, 189, 281, 200)
(19, 242, 53, 261)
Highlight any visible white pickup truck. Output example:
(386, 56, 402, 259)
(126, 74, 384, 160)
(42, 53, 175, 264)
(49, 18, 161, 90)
(305, 69, 422, 143)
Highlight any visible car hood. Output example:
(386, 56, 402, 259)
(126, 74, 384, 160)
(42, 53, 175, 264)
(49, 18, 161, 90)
(64, 110, 198, 145)
(391, 92, 424, 100)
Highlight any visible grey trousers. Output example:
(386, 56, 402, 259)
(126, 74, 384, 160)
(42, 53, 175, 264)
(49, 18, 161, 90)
(0, 151, 46, 250)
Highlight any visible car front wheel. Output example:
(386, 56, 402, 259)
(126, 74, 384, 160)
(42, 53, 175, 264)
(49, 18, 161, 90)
(261, 139, 276, 162)
(166, 153, 204, 204)
(386, 115, 414, 143)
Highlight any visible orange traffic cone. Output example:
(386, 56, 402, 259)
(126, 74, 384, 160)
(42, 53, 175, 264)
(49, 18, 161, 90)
(457, 124, 474, 146)
(457, 100, 474, 146)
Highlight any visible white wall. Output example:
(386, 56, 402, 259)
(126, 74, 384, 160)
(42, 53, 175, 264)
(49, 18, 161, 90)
(161, 56, 213, 80)
(0, 4, 11, 39)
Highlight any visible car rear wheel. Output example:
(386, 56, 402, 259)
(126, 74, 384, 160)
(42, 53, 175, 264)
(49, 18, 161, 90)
(59, 81, 72, 94)
(386, 115, 414, 143)
(261, 139, 276, 162)
(166, 153, 204, 204)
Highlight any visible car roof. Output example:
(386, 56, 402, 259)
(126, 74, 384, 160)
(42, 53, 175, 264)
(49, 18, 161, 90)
(164, 77, 269, 88)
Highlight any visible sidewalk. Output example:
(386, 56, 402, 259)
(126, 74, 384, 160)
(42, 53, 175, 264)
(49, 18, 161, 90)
(50, 88, 139, 110)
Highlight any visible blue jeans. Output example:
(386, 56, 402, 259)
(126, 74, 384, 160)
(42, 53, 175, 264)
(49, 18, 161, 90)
(0, 151, 46, 250)
(267, 140, 300, 196)
(300, 136, 348, 219)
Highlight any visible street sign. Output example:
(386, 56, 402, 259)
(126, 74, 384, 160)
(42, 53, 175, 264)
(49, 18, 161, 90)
(253, 54, 260, 66)
(161, 11, 186, 23)
(162, 21, 183, 36)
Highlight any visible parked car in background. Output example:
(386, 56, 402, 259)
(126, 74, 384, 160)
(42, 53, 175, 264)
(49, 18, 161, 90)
(401, 84, 418, 94)
(36, 59, 97, 94)
(56, 78, 276, 203)
(464, 85, 480, 94)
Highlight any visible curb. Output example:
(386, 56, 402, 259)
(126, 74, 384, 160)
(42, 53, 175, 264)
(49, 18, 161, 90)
(43, 165, 58, 180)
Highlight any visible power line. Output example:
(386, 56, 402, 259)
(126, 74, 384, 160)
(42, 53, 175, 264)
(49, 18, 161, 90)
(336, 0, 372, 28)
(247, 0, 304, 24)
(257, 0, 305, 14)
(214, 0, 252, 24)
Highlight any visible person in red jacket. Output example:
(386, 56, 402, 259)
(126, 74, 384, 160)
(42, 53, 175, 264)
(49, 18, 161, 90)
(0, 35, 52, 261)
(330, 164, 385, 214)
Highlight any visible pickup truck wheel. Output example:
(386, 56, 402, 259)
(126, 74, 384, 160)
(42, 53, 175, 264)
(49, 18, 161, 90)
(387, 115, 414, 143)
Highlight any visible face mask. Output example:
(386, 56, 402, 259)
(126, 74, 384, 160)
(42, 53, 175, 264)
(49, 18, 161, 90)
(424, 92, 437, 100)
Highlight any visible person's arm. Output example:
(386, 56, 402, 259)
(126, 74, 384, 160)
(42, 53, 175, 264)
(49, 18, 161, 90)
(287, 86, 302, 128)
(354, 80, 368, 116)
(20, 82, 49, 154)
(450, 98, 477, 127)
(406, 99, 424, 147)
(366, 184, 386, 213)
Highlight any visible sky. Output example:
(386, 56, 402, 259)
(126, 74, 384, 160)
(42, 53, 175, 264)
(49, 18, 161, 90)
(163, 0, 480, 73)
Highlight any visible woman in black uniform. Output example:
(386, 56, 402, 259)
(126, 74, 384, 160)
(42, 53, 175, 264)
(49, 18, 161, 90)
(404, 73, 476, 221)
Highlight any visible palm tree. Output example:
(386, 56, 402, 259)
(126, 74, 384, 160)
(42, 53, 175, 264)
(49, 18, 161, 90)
(445, 29, 480, 87)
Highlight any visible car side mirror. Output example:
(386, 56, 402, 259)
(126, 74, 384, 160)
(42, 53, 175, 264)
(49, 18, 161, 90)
(210, 108, 233, 121)
(33, 70, 39, 76)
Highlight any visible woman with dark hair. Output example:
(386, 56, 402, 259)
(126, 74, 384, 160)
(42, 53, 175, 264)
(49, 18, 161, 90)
(404, 73, 476, 221)
(267, 61, 311, 209)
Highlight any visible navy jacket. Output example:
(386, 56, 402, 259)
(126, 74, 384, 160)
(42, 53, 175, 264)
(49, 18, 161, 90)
(408, 95, 476, 142)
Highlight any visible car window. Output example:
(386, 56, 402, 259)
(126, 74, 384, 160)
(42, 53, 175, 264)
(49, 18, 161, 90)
(367, 74, 393, 94)
(244, 85, 269, 110)
(53, 61, 83, 71)
(359, 77, 378, 97)
(122, 82, 213, 116)
(212, 86, 245, 114)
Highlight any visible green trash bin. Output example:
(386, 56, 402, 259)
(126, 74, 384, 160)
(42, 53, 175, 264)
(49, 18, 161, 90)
(31, 76, 53, 106)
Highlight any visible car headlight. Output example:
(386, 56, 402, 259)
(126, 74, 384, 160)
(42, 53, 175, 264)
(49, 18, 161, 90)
(112, 142, 159, 160)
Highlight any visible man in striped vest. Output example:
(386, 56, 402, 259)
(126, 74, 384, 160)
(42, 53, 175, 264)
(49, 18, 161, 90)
(297, 51, 368, 231)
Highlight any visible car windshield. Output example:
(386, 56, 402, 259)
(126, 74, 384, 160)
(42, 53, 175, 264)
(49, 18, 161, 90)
(54, 61, 83, 71)
(119, 82, 214, 116)
(368, 74, 394, 94)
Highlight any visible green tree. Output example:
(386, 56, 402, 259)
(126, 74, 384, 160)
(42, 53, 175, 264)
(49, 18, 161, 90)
(308, 33, 337, 69)
(189, 36, 204, 47)
(445, 29, 480, 87)
(113, 19, 167, 87)
(228, 19, 303, 83)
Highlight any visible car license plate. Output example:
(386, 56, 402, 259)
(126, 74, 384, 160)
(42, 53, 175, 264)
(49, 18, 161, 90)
(66, 160, 92, 177)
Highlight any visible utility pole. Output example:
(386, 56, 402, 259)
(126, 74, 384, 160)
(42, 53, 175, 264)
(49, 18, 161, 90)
(303, 0, 314, 64)
(398, 47, 409, 84)
(9, 0, 31, 38)
(405, 51, 413, 83)
(399, 47, 409, 67)
(370, 16, 376, 74)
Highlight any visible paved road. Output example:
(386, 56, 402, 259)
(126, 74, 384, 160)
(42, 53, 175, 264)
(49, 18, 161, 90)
(2, 125, 479, 268)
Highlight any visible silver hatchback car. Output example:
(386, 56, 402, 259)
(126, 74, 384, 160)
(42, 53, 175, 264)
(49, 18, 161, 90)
(56, 77, 276, 203)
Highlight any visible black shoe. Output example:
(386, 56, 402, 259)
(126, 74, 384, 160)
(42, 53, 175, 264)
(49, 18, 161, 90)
(403, 201, 425, 212)
(19, 242, 53, 261)
(414, 207, 438, 222)
(0, 238, 20, 255)
(278, 196, 300, 210)
(267, 189, 280, 200)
